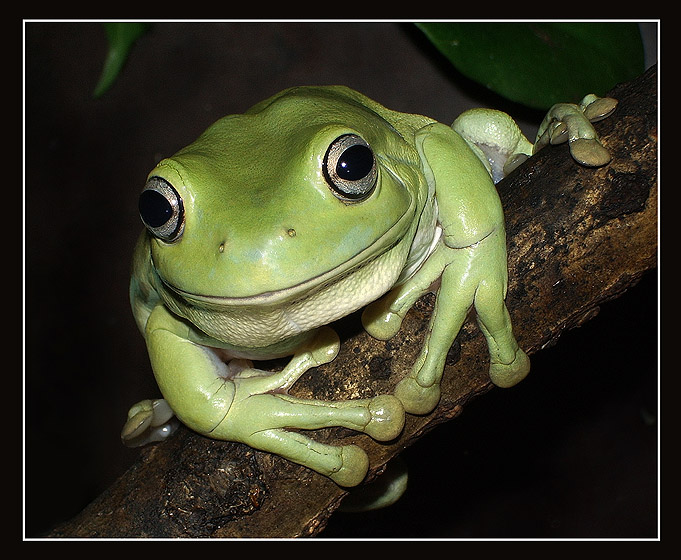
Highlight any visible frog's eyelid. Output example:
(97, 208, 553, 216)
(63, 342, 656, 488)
(139, 176, 185, 242)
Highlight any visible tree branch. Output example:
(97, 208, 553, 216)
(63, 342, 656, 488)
(48, 65, 657, 539)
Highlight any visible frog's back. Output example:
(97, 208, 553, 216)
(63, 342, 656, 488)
(246, 85, 436, 139)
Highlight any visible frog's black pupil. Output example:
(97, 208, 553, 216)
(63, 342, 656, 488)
(336, 145, 373, 181)
(139, 189, 172, 228)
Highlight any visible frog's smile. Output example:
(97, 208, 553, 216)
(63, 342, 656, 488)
(158, 197, 417, 308)
(164, 249, 386, 307)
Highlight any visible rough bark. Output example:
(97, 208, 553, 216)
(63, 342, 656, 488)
(48, 65, 658, 539)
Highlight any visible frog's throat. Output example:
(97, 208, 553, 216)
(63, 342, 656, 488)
(158, 198, 418, 310)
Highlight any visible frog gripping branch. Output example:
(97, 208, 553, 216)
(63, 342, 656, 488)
(122, 86, 616, 486)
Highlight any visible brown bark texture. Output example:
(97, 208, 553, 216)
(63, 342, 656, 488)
(48, 65, 658, 539)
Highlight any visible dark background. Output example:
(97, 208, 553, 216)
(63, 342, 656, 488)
(24, 21, 659, 539)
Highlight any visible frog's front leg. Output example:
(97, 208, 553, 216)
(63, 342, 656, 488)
(370, 122, 531, 415)
(362, 234, 444, 342)
(369, 242, 468, 414)
(390, 232, 529, 414)
(126, 305, 405, 487)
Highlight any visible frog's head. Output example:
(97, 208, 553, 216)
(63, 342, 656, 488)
(139, 86, 433, 337)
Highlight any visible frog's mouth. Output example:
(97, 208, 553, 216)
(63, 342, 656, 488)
(163, 228, 405, 310)
(159, 198, 417, 310)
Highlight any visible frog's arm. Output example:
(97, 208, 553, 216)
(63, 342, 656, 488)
(416, 123, 528, 398)
(365, 122, 529, 414)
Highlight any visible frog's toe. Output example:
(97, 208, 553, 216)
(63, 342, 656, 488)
(362, 305, 403, 341)
(340, 457, 409, 512)
(364, 395, 405, 441)
(329, 445, 370, 487)
(307, 326, 341, 366)
(489, 349, 530, 388)
(121, 398, 178, 447)
(569, 137, 612, 167)
(548, 121, 569, 145)
(582, 96, 618, 123)
(394, 377, 441, 415)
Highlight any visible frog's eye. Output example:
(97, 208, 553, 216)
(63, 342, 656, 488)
(323, 134, 377, 201)
(138, 176, 185, 242)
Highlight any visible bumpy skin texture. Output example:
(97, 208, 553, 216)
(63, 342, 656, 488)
(123, 86, 614, 486)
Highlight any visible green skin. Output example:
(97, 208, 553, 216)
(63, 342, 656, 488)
(122, 86, 616, 487)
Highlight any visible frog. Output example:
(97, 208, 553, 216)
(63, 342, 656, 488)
(122, 85, 616, 487)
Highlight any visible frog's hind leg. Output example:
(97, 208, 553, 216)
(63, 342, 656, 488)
(534, 94, 617, 167)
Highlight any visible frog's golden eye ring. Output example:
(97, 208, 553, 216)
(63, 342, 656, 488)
(139, 176, 185, 242)
(323, 134, 377, 201)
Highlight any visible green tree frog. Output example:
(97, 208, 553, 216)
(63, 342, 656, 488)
(122, 86, 616, 487)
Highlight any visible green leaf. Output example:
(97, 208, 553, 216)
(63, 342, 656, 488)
(416, 22, 644, 110)
(93, 22, 150, 98)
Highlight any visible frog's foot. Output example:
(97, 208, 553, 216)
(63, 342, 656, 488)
(488, 347, 531, 388)
(567, 137, 612, 167)
(246, 396, 401, 486)
(394, 376, 441, 416)
(217, 386, 404, 487)
(121, 398, 179, 447)
(535, 94, 617, 167)
(503, 153, 529, 177)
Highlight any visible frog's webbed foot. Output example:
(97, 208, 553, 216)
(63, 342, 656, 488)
(388, 233, 532, 414)
(534, 94, 617, 167)
(121, 398, 179, 447)
(225, 388, 405, 487)
(139, 305, 405, 486)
